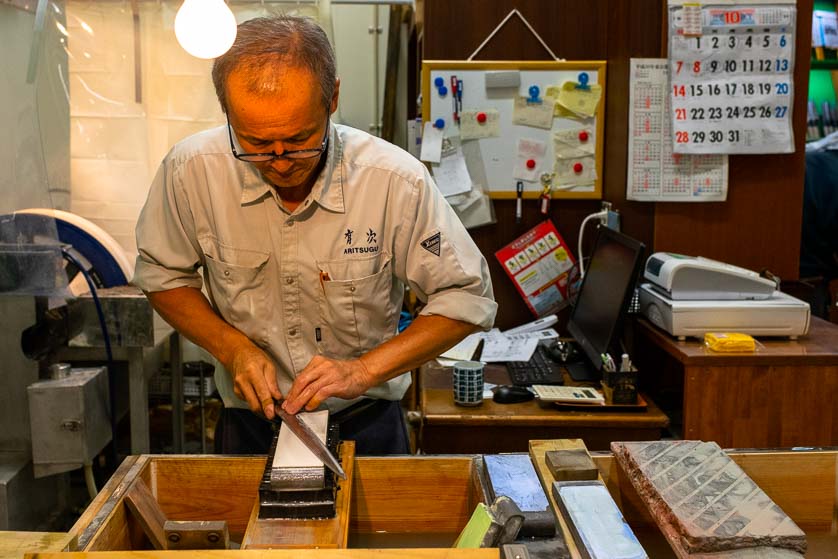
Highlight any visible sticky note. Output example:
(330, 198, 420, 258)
(556, 81, 602, 118)
(553, 127, 595, 157)
(460, 109, 500, 140)
(512, 138, 547, 182)
(420, 121, 444, 163)
(554, 155, 597, 186)
(512, 95, 555, 129)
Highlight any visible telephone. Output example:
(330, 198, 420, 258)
(502, 314, 558, 336)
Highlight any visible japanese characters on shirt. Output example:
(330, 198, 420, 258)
(668, 2, 796, 154)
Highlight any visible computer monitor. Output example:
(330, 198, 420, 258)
(566, 227, 645, 381)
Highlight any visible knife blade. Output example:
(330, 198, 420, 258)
(274, 407, 346, 480)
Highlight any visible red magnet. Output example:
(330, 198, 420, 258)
(526, 159, 536, 169)
(477, 112, 487, 123)
(573, 162, 584, 173)
(578, 130, 589, 142)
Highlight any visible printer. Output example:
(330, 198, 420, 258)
(639, 253, 810, 340)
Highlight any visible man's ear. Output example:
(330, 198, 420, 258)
(329, 78, 340, 115)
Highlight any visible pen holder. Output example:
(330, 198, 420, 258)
(452, 360, 484, 407)
(601, 367, 638, 405)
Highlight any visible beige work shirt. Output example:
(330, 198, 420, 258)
(134, 122, 497, 411)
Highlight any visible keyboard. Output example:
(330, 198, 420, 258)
(506, 345, 565, 386)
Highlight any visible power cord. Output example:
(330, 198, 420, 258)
(578, 208, 609, 277)
(61, 246, 118, 471)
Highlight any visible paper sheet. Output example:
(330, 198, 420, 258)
(556, 81, 603, 118)
(460, 109, 500, 140)
(419, 121, 443, 163)
(512, 95, 556, 129)
(440, 331, 483, 361)
(431, 145, 472, 197)
(512, 138, 548, 182)
(273, 410, 329, 469)
(668, 2, 796, 154)
(627, 58, 728, 202)
(554, 155, 597, 187)
(553, 127, 595, 157)
(480, 329, 540, 363)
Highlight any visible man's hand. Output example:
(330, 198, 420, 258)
(282, 355, 374, 414)
(228, 343, 284, 420)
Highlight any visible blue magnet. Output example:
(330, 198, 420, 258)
(434, 76, 444, 88)
(528, 85, 541, 103)
(434, 118, 445, 129)
(576, 72, 590, 90)
(438, 85, 448, 96)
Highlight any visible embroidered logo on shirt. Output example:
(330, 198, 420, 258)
(420, 232, 441, 256)
(343, 226, 380, 255)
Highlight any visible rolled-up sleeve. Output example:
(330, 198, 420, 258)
(133, 155, 203, 292)
(398, 167, 497, 329)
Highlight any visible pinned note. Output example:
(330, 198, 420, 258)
(420, 121, 444, 163)
(554, 155, 597, 187)
(431, 141, 472, 197)
(460, 109, 500, 140)
(553, 127, 595, 158)
(512, 138, 547, 182)
(556, 81, 602, 118)
(512, 95, 555, 129)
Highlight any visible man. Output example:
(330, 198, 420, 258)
(801, 134, 838, 319)
(133, 15, 496, 455)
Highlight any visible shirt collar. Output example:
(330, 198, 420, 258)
(239, 122, 345, 213)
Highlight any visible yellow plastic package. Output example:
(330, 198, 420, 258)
(704, 332, 756, 352)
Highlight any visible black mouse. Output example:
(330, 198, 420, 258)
(492, 385, 535, 404)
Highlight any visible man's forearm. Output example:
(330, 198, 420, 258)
(145, 286, 253, 368)
(359, 314, 480, 385)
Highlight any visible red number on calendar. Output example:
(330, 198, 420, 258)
(675, 131, 690, 143)
(673, 85, 686, 97)
(693, 61, 701, 74)
(675, 108, 687, 120)
(724, 11, 741, 24)
(676, 60, 683, 74)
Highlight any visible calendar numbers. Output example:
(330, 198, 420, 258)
(669, 3, 795, 154)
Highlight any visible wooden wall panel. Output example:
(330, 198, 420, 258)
(423, 0, 812, 328)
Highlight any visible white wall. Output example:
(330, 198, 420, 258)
(63, 0, 400, 258)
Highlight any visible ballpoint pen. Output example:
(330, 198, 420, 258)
(516, 181, 524, 224)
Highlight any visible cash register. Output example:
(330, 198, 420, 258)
(638, 253, 811, 340)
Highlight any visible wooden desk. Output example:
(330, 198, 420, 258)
(634, 316, 838, 448)
(418, 361, 669, 454)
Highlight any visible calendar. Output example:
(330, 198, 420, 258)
(668, 1, 796, 154)
(627, 59, 728, 202)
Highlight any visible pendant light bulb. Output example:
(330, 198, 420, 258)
(174, 0, 237, 59)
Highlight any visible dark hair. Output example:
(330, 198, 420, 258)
(212, 15, 336, 113)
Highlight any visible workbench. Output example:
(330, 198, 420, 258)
(634, 316, 838, 448)
(54, 445, 838, 558)
(418, 361, 669, 454)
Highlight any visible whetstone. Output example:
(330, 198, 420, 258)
(611, 441, 807, 555)
(545, 448, 598, 482)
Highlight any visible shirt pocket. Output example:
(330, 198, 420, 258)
(316, 252, 397, 359)
(198, 235, 271, 331)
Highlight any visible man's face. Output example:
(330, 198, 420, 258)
(225, 65, 338, 190)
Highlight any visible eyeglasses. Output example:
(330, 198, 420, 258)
(226, 114, 329, 162)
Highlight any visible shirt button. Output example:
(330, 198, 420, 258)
(289, 328, 297, 336)
(224, 270, 230, 277)
(349, 286, 356, 293)
(285, 277, 293, 285)
(285, 221, 294, 227)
